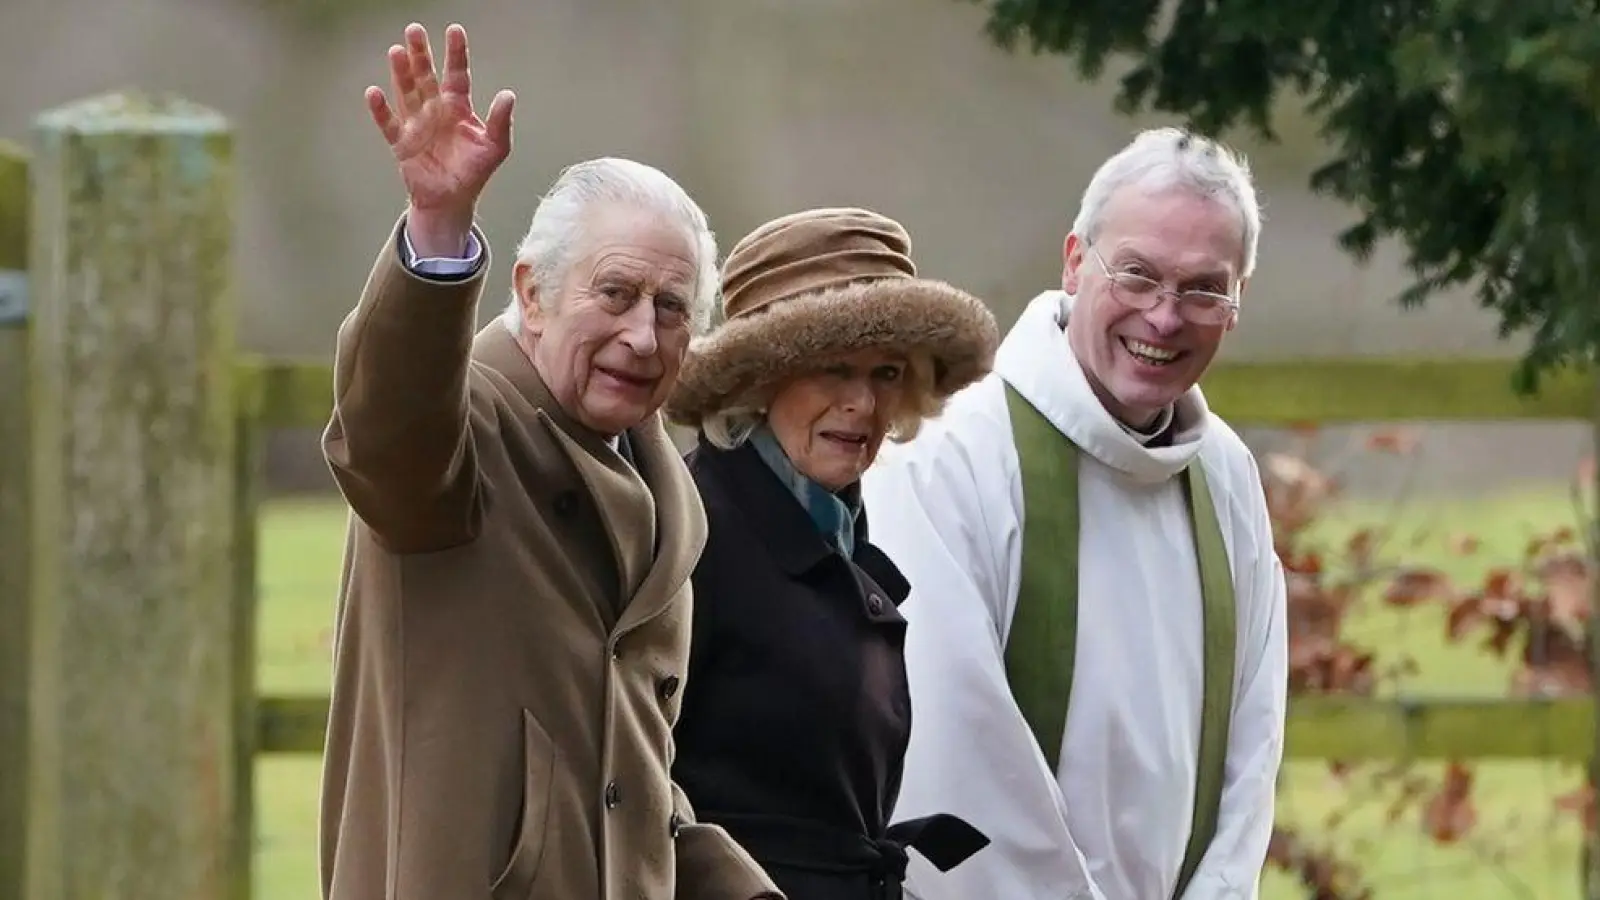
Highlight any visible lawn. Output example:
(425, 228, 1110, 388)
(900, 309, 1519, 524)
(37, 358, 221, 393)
(255, 488, 1591, 900)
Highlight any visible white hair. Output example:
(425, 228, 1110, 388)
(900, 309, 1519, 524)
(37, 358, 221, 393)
(498, 157, 720, 336)
(1071, 127, 1262, 279)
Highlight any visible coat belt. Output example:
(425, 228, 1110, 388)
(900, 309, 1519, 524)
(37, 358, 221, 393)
(712, 811, 990, 880)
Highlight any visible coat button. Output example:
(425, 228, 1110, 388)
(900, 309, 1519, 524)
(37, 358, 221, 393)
(668, 811, 683, 838)
(553, 490, 579, 517)
(659, 675, 680, 701)
(604, 781, 621, 809)
(867, 593, 884, 615)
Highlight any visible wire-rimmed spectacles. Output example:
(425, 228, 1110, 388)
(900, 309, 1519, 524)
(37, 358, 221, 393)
(1088, 246, 1239, 326)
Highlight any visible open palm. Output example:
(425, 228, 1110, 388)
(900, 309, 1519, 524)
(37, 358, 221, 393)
(366, 23, 514, 217)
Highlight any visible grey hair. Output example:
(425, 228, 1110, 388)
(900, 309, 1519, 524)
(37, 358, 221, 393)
(1070, 127, 1262, 279)
(498, 157, 720, 336)
(701, 407, 765, 450)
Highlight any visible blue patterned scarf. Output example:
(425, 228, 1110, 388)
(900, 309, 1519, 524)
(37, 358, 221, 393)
(749, 424, 863, 558)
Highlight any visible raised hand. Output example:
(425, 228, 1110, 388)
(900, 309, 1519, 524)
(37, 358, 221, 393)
(366, 23, 515, 257)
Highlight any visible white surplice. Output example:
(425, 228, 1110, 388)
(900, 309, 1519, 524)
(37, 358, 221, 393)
(859, 290, 1288, 900)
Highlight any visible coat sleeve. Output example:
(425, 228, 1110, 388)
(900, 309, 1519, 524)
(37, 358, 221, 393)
(860, 400, 1106, 900)
(1179, 454, 1289, 900)
(321, 215, 489, 554)
(671, 783, 784, 900)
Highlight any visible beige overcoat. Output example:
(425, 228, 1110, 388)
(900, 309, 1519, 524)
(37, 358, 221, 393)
(317, 219, 782, 900)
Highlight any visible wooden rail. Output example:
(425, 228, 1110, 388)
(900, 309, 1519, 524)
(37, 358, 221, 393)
(251, 694, 1595, 760)
(239, 355, 1598, 430)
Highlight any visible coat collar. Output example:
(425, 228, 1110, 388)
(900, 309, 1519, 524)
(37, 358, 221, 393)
(472, 325, 707, 633)
(688, 437, 910, 611)
(996, 290, 1210, 485)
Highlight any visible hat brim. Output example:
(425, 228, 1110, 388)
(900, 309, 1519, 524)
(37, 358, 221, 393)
(666, 277, 1000, 429)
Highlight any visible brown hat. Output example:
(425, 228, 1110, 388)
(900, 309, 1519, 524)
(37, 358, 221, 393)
(667, 207, 999, 428)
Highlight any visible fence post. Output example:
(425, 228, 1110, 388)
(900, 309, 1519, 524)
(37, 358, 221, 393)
(23, 90, 239, 900)
(0, 139, 31, 900)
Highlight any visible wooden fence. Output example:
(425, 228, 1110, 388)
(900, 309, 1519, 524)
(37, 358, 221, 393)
(1, 90, 1597, 900)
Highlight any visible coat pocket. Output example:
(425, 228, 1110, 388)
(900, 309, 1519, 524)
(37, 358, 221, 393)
(491, 709, 557, 900)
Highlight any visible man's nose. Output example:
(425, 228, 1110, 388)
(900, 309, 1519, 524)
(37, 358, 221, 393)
(619, 301, 659, 356)
(1144, 293, 1187, 334)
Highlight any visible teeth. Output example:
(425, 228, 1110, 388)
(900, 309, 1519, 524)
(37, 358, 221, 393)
(1124, 338, 1178, 364)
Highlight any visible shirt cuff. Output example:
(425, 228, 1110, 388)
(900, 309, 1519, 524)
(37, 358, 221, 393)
(399, 224, 483, 280)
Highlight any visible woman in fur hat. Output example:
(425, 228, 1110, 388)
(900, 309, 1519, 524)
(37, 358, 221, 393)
(665, 207, 1000, 900)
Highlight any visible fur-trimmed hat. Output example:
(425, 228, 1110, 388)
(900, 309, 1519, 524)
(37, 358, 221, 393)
(666, 207, 1000, 429)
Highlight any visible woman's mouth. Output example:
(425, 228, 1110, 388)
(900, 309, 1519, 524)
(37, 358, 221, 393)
(819, 430, 869, 450)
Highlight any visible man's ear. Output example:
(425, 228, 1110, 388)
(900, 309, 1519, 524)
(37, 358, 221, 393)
(1062, 232, 1086, 295)
(1225, 275, 1250, 333)
(512, 262, 543, 336)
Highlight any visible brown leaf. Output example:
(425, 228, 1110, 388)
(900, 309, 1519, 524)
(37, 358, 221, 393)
(1534, 550, 1592, 631)
(1421, 763, 1477, 844)
(1448, 534, 1481, 555)
(1513, 626, 1592, 696)
(1483, 618, 1520, 658)
(1383, 566, 1452, 608)
(1263, 452, 1336, 535)
(1445, 596, 1485, 642)
(1483, 567, 1519, 599)
(1289, 643, 1378, 695)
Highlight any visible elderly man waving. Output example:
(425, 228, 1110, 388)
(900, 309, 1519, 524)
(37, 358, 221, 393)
(860, 128, 1289, 900)
(318, 22, 780, 900)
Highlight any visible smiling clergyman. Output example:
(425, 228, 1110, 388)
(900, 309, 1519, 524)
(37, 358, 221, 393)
(859, 127, 1290, 900)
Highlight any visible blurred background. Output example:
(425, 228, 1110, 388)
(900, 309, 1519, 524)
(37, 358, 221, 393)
(2, 1, 1593, 899)
(0, 0, 1586, 496)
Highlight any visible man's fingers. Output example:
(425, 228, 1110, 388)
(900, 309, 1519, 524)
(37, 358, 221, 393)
(485, 90, 516, 157)
(387, 44, 420, 116)
(365, 87, 402, 146)
(441, 23, 470, 98)
(406, 23, 441, 102)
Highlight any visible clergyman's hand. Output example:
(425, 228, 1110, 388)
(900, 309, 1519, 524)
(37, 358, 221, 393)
(365, 22, 515, 257)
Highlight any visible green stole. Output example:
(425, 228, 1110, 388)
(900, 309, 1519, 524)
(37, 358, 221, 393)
(1001, 384, 1236, 899)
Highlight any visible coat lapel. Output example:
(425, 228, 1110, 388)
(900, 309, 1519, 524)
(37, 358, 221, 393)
(616, 414, 706, 633)
(541, 418, 657, 603)
(470, 325, 704, 631)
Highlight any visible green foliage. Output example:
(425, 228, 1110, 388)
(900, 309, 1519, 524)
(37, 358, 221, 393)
(972, 0, 1600, 392)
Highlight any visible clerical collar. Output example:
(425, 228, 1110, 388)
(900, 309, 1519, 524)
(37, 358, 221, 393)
(1119, 404, 1175, 445)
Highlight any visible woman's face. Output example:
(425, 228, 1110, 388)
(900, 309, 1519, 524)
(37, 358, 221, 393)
(765, 347, 910, 492)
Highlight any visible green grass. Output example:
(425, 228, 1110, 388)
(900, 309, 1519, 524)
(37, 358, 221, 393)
(255, 489, 1592, 900)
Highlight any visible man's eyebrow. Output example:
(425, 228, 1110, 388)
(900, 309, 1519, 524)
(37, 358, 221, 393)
(1108, 249, 1156, 269)
(1113, 250, 1230, 284)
